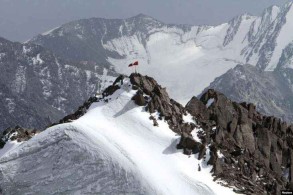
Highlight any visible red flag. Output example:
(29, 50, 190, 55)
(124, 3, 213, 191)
(133, 61, 139, 65)
(128, 63, 133, 67)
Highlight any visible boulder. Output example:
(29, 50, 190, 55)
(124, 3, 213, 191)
(177, 132, 200, 152)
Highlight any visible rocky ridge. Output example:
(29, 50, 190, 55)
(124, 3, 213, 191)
(203, 64, 293, 123)
(128, 74, 293, 194)
(109, 74, 293, 194)
(2, 73, 292, 194)
(185, 89, 293, 194)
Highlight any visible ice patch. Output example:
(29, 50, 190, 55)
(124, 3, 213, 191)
(206, 98, 215, 108)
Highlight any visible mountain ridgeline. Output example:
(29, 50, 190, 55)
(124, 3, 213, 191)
(202, 65, 293, 122)
(129, 74, 293, 194)
(27, 2, 293, 123)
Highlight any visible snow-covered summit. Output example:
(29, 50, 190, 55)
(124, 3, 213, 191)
(1, 73, 292, 194)
(0, 74, 236, 194)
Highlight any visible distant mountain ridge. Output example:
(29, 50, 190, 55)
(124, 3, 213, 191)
(27, 2, 293, 123)
(202, 64, 293, 122)
(0, 36, 116, 130)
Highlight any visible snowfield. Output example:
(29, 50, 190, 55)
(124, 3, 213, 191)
(0, 79, 235, 194)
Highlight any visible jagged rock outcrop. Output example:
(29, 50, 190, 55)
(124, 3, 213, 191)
(53, 96, 98, 125)
(186, 89, 293, 194)
(129, 74, 293, 193)
(129, 73, 194, 134)
(203, 64, 293, 123)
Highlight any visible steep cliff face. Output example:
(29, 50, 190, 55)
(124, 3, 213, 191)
(185, 89, 293, 194)
(0, 37, 116, 130)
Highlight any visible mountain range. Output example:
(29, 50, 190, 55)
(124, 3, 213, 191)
(25, 2, 293, 122)
(1, 2, 293, 193)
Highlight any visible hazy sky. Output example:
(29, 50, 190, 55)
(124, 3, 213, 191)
(0, 0, 291, 42)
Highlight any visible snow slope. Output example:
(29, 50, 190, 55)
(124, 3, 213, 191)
(0, 78, 235, 194)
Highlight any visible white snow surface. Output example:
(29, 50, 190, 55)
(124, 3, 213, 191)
(0, 141, 22, 158)
(0, 79, 235, 195)
(32, 53, 44, 65)
(266, 3, 293, 70)
(104, 28, 237, 104)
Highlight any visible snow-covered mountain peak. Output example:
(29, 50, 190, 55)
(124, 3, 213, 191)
(29, 3, 293, 103)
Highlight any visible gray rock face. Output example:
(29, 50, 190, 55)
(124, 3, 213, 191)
(0, 37, 117, 131)
(186, 89, 293, 194)
(203, 64, 293, 123)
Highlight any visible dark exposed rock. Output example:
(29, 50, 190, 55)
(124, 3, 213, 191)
(185, 96, 210, 121)
(113, 75, 125, 86)
(177, 132, 201, 152)
(198, 164, 201, 172)
(213, 159, 223, 175)
(149, 116, 159, 127)
(183, 148, 192, 155)
(52, 96, 98, 125)
(185, 88, 293, 194)
(102, 85, 120, 97)
(0, 139, 6, 148)
(198, 144, 207, 160)
(132, 90, 146, 106)
(129, 73, 187, 134)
